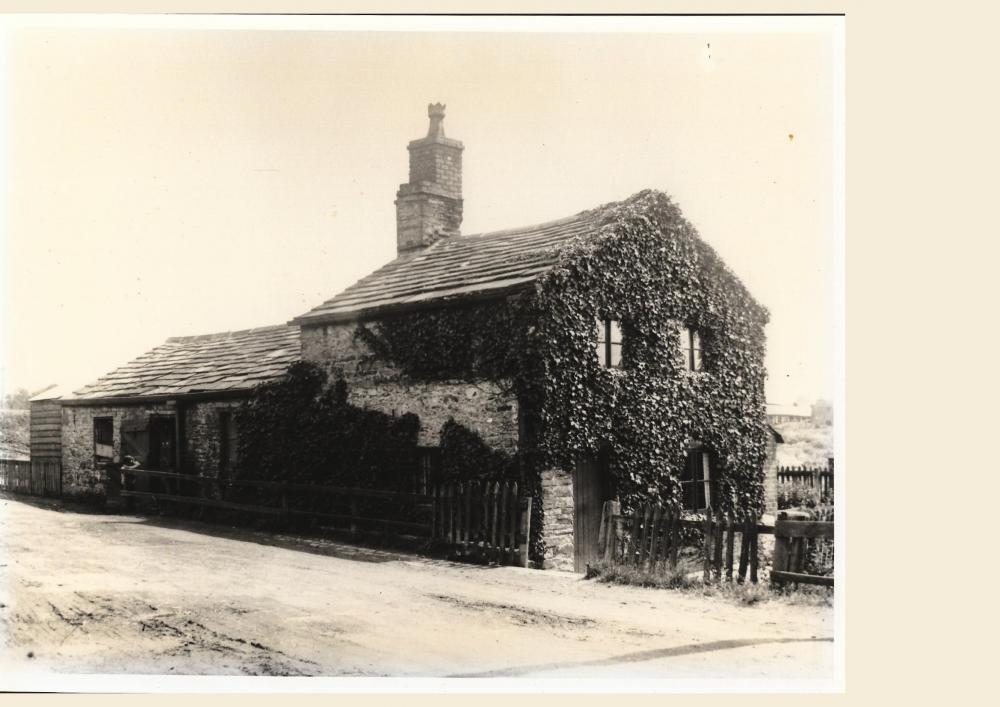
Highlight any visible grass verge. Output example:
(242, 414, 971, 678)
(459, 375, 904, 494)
(584, 560, 833, 607)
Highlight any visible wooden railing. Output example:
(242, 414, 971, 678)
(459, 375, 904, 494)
(597, 501, 767, 584)
(116, 468, 530, 566)
(771, 509, 834, 587)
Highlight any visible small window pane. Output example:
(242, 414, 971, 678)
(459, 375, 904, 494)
(595, 318, 606, 344)
(702, 451, 713, 507)
(609, 342, 622, 368)
(94, 418, 114, 463)
(609, 320, 623, 345)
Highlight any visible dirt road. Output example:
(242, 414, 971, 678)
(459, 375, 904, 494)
(0, 495, 834, 679)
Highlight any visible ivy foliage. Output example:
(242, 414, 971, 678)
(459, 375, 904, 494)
(438, 418, 518, 483)
(235, 361, 420, 489)
(354, 190, 769, 515)
(532, 190, 770, 514)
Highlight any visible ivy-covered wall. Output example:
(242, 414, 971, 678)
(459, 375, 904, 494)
(532, 190, 770, 515)
(300, 321, 520, 452)
(299, 189, 769, 565)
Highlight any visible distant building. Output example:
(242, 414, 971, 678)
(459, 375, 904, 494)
(766, 402, 811, 426)
(811, 399, 833, 426)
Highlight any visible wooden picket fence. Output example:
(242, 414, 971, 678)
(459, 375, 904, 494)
(115, 467, 531, 567)
(777, 459, 834, 495)
(597, 501, 764, 584)
(430, 480, 532, 567)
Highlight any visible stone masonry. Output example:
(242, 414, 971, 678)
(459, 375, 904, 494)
(395, 103, 464, 252)
(61, 402, 173, 498)
(540, 468, 574, 571)
(763, 428, 779, 516)
(300, 322, 519, 452)
(184, 400, 243, 479)
(60, 399, 243, 499)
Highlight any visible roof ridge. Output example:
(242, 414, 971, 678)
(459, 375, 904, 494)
(457, 209, 594, 241)
(165, 323, 296, 343)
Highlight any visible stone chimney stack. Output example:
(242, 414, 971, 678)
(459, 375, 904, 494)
(395, 103, 464, 253)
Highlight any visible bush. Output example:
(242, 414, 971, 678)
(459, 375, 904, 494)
(777, 483, 832, 510)
(235, 362, 421, 489)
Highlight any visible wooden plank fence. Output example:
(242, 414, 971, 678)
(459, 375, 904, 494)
(430, 480, 531, 568)
(0, 459, 32, 494)
(117, 468, 531, 567)
(771, 509, 834, 587)
(597, 500, 765, 584)
(777, 459, 834, 495)
(0, 459, 60, 497)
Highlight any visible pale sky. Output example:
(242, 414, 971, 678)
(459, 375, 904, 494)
(1, 18, 841, 406)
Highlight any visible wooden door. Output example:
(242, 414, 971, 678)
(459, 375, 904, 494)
(573, 454, 610, 573)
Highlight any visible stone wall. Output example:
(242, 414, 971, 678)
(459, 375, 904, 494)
(763, 430, 779, 516)
(300, 322, 519, 452)
(184, 400, 243, 480)
(60, 399, 243, 499)
(540, 468, 574, 571)
(61, 402, 172, 499)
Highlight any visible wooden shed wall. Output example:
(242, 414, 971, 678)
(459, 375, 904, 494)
(30, 400, 63, 462)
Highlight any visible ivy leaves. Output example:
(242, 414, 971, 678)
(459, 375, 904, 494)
(346, 189, 769, 516)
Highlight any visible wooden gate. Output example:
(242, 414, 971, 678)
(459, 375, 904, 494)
(431, 480, 532, 567)
(573, 454, 610, 573)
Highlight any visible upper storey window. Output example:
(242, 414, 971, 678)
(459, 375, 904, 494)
(595, 318, 623, 368)
(679, 326, 703, 372)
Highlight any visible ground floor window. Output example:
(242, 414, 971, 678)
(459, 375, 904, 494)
(681, 444, 715, 510)
(93, 417, 114, 466)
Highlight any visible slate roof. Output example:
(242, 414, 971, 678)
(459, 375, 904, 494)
(71, 325, 300, 401)
(292, 209, 598, 325)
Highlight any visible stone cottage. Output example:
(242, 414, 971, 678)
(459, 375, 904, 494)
(44, 104, 775, 571)
(289, 105, 774, 570)
(53, 326, 299, 499)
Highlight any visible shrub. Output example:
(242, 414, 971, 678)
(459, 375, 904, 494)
(777, 483, 832, 510)
(235, 362, 421, 489)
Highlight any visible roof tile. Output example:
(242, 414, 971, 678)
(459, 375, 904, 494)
(72, 325, 300, 401)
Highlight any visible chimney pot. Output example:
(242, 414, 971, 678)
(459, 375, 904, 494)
(427, 103, 446, 138)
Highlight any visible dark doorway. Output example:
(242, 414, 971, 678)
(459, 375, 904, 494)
(147, 416, 177, 472)
(573, 450, 612, 573)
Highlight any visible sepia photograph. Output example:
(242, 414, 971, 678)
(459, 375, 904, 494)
(0, 13, 844, 691)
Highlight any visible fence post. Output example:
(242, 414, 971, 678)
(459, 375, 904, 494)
(712, 513, 724, 581)
(668, 506, 680, 571)
(518, 495, 532, 568)
(603, 500, 621, 563)
(629, 507, 642, 567)
(702, 508, 713, 583)
(638, 504, 652, 568)
(738, 512, 750, 583)
(648, 505, 663, 571)
(725, 513, 735, 582)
